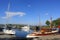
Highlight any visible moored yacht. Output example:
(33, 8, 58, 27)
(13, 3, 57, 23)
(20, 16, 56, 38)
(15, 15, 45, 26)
(26, 28, 59, 38)
(3, 26, 15, 35)
(2, 2, 16, 35)
(21, 26, 30, 32)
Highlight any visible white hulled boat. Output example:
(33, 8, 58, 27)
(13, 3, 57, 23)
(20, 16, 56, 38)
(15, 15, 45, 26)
(21, 26, 30, 32)
(3, 27, 15, 35)
(3, 2, 15, 35)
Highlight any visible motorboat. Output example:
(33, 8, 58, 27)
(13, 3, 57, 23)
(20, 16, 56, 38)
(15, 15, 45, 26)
(21, 26, 30, 32)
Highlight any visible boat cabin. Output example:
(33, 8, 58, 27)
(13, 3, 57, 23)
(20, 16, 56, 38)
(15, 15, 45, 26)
(21, 26, 30, 32)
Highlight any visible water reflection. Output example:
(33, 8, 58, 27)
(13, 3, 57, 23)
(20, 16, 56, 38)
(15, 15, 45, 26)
(15, 29, 33, 38)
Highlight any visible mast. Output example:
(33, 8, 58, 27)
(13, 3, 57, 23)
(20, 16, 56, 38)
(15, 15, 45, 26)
(8, 2, 10, 12)
(38, 13, 41, 31)
(50, 16, 52, 28)
(5, 2, 10, 28)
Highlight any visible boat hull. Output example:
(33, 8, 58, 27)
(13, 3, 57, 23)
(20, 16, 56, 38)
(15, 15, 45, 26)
(3, 29, 15, 35)
(26, 32, 58, 38)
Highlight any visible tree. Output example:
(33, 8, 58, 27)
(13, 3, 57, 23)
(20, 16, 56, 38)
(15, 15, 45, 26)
(52, 20, 57, 26)
(45, 20, 50, 26)
(52, 18, 60, 26)
(45, 18, 60, 27)
(57, 18, 60, 25)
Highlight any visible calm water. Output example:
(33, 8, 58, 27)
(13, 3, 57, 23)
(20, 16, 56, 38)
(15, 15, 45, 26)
(14, 29, 33, 38)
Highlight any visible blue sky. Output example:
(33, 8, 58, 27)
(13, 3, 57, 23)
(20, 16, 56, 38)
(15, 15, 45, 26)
(0, 0, 60, 25)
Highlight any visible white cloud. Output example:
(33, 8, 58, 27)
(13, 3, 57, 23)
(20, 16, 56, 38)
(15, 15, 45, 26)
(2, 12, 26, 19)
(27, 4, 31, 7)
(45, 13, 49, 16)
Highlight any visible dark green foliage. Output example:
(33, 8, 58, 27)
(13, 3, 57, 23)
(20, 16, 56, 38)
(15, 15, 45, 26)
(45, 18, 60, 27)
(45, 20, 50, 26)
(52, 18, 60, 26)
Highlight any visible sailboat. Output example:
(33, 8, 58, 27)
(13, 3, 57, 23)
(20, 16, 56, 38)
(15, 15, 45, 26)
(3, 25, 15, 35)
(3, 2, 15, 35)
(26, 16, 59, 38)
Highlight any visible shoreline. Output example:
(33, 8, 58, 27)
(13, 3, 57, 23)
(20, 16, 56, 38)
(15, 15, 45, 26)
(0, 34, 60, 40)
